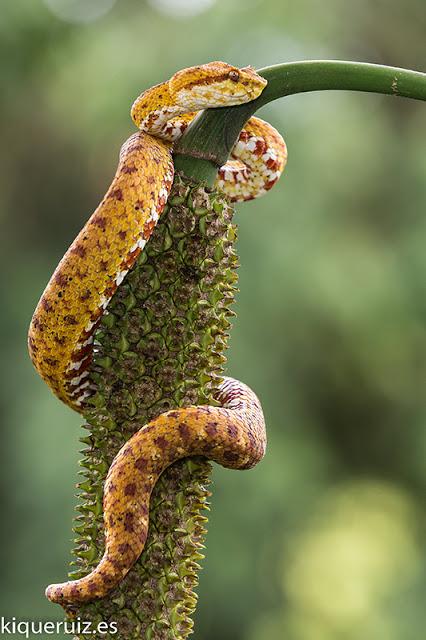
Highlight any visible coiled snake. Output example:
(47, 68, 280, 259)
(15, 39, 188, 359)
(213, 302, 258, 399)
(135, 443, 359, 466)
(28, 62, 287, 604)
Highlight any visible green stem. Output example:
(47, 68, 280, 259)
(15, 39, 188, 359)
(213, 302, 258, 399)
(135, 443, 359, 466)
(174, 60, 426, 184)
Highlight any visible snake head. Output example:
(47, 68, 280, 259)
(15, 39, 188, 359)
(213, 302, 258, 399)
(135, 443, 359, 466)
(170, 61, 267, 110)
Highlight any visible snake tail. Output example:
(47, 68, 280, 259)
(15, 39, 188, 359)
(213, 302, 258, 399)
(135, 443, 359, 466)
(46, 378, 266, 604)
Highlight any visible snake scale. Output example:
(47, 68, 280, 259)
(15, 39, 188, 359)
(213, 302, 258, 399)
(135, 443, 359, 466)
(28, 62, 287, 605)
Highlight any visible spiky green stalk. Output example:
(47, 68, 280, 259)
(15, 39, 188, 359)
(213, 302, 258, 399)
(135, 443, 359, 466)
(71, 174, 238, 638)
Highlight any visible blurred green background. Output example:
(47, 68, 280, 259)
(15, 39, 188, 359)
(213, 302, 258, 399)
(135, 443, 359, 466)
(1, 1, 425, 638)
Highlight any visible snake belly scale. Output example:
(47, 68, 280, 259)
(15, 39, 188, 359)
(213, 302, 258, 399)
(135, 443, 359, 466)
(28, 62, 287, 605)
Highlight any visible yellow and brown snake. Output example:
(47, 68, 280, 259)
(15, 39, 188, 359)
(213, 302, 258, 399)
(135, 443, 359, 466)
(28, 61, 287, 604)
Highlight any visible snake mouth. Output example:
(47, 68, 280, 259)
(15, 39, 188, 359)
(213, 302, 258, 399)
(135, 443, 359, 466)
(174, 86, 261, 111)
(218, 81, 265, 103)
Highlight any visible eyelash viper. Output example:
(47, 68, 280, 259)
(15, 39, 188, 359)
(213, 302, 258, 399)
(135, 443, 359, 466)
(28, 61, 287, 605)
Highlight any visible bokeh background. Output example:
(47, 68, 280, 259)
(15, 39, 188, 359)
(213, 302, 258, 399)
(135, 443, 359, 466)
(1, 1, 425, 638)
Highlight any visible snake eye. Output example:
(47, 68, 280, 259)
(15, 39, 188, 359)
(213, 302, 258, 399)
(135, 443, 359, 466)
(228, 70, 240, 82)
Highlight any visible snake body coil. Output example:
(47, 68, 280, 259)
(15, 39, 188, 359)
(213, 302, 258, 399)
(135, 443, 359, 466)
(46, 378, 265, 604)
(28, 62, 287, 605)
